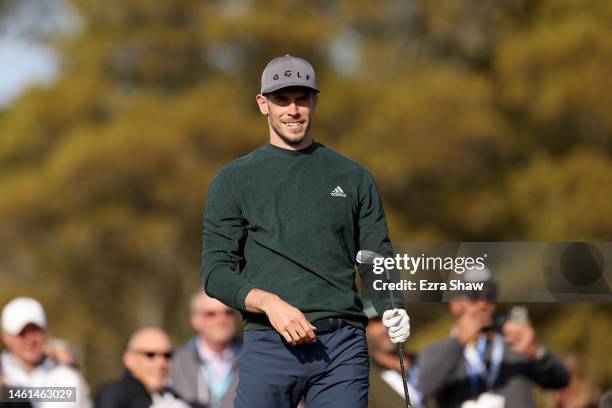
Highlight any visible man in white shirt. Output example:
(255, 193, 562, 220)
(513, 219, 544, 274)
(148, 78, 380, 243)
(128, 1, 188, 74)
(0, 297, 91, 408)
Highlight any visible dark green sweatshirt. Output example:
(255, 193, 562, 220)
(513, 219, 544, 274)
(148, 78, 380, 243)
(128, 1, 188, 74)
(201, 142, 394, 330)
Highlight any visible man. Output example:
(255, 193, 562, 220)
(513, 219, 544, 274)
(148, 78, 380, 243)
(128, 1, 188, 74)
(201, 55, 410, 408)
(418, 269, 570, 408)
(171, 292, 240, 408)
(95, 327, 189, 408)
(0, 297, 91, 408)
(366, 311, 423, 408)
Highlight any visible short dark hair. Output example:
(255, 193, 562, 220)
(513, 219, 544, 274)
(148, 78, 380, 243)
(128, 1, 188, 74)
(264, 86, 317, 99)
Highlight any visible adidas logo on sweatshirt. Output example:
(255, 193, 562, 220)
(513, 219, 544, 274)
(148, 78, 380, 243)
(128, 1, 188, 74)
(330, 186, 347, 198)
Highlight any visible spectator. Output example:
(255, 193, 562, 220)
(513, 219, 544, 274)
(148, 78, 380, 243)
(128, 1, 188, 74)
(95, 327, 189, 408)
(365, 309, 423, 408)
(549, 352, 600, 408)
(171, 291, 239, 408)
(600, 390, 612, 408)
(418, 268, 570, 408)
(0, 297, 91, 408)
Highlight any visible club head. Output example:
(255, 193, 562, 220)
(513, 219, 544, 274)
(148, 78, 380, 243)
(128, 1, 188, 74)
(356, 250, 382, 264)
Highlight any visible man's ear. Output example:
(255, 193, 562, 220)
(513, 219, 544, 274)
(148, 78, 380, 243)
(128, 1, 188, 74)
(0, 332, 9, 346)
(256, 94, 269, 116)
(189, 313, 199, 332)
(311, 93, 319, 113)
(123, 351, 133, 370)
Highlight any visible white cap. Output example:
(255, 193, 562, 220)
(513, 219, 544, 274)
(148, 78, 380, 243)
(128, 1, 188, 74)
(1, 297, 47, 335)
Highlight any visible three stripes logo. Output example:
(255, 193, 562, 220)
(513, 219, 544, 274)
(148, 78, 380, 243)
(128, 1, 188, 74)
(330, 186, 347, 198)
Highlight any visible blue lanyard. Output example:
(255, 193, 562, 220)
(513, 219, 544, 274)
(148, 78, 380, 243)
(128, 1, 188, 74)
(199, 364, 234, 408)
(464, 334, 504, 396)
(191, 338, 236, 408)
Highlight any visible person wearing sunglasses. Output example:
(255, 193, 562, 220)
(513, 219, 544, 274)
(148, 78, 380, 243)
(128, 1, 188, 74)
(95, 327, 190, 408)
(171, 291, 240, 408)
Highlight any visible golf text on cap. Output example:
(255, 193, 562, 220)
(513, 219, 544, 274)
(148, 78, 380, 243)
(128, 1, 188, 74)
(272, 70, 311, 81)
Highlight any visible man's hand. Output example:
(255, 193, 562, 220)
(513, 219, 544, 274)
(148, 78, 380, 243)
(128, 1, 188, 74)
(503, 321, 539, 359)
(455, 302, 493, 345)
(245, 289, 317, 346)
(382, 309, 410, 343)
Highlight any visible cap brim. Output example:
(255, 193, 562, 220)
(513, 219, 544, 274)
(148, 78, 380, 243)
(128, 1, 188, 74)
(261, 82, 319, 94)
(3, 321, 45, 336)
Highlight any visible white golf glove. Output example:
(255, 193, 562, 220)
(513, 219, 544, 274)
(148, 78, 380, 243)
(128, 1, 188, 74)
(382, 308, 410, 343)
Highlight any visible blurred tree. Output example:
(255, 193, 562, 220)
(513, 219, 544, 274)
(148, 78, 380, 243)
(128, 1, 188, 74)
(496, 0, 612, 155)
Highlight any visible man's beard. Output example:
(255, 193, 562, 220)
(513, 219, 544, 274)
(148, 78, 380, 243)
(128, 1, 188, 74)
(269, 117, 312, 146)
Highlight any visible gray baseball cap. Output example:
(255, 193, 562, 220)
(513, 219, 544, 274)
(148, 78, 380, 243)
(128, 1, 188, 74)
(260, 55, 319, 94)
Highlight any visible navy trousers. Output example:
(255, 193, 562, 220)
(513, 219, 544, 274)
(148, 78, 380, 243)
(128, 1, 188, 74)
(234, 325, 370, 408)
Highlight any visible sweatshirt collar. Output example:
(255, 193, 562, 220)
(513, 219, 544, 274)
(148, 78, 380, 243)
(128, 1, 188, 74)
(262, 142, 321, 157)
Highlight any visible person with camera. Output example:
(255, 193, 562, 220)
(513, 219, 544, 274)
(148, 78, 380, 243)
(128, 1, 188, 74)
(418, 268, 570, 408)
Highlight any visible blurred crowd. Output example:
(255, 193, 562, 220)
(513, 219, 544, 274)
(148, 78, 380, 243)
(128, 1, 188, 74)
(1, 288, 609, 408)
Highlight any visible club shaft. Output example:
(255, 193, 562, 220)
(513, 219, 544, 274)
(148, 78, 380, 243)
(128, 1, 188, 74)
(398, 347, 413, 408)
(386, 262, 413, 408)
(357, 250, 413, 407)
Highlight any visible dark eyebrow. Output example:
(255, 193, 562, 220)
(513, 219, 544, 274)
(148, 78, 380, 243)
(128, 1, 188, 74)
(268, 93, 288, 101)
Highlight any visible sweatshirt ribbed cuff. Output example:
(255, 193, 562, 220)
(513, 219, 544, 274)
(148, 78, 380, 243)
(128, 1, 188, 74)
(235, 282, 256, 312)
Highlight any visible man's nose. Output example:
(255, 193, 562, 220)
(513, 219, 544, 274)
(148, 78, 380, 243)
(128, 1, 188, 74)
(476, 301, 490, 310)
(287, 102, 299, 115)
(153, 356, 171, 367)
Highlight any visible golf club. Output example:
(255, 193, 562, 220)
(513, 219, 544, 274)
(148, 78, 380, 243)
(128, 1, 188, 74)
(356, 250, 413, 408)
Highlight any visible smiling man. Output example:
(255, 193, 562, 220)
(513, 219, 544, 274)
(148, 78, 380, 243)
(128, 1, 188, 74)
(256, 86, 314, 148)
(201, 55, 410, 408)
